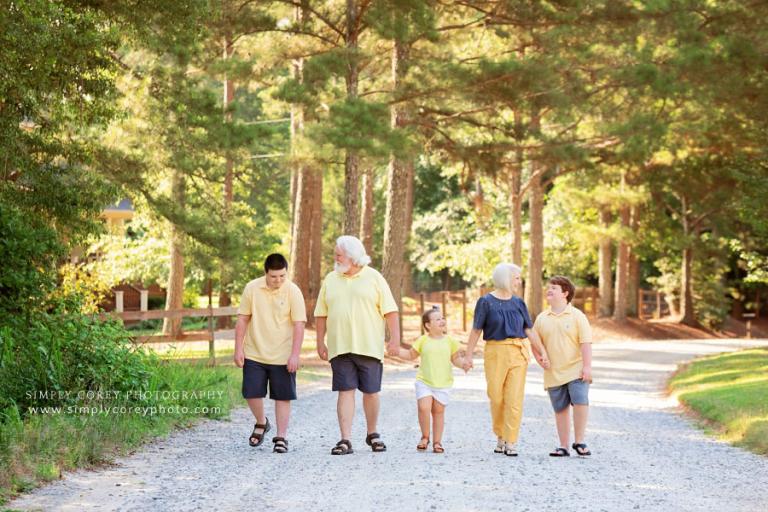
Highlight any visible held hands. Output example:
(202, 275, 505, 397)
(286, 353, 300, 373)
(234, 348, 245, 368)
(317, 341, 329, 361)
(461, 353, 474, 373)
(536, 352, 551, 370)
(386, 339, 400, 357)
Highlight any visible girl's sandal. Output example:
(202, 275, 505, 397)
(416, 437, 430, 451)
(433, 442, 445, 454)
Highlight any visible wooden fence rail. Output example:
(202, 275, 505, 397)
(108, 306, 239, 365)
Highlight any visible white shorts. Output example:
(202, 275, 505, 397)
(414, 380, 451, 405)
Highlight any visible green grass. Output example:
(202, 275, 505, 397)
(669, 348, 768, 455)
(0, 361, 329, 504)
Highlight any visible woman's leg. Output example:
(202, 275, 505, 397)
(484, 346, 506, 439)
(431, 399, 446, 444)
(502, 347, 528, 444)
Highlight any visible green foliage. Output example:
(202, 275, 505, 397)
(0, 204, 64, 314)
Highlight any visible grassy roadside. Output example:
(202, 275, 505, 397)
(669, 348, 768, 455)
(0, 361, 329, 504)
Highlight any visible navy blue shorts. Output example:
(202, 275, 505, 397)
(242, 359, 297, 401)
(547, 379, 589, 412)
(330, 353, 383, 393)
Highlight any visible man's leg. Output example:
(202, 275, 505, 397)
(275, 400, 291, 438)
(555, 406, 571, 448)
(337, 390, 356, 440)
(431, 400, 446, 444)
(362, 392, 380, 435)
(246, 398, 266, 424)
(417, 396, 432, 440)
(573, 404, 588, 444)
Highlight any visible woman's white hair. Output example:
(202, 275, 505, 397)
(336, 235, 371, 266)
(492, 262, 522, 292)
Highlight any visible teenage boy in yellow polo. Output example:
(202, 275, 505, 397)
(314, 235, 400, 455)
(234, 253, 306, 454)
(533, 275, 593, 457)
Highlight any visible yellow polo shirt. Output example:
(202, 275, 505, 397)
(533, 304, 592, 389)
(314, 266, 398, 361)
(237, 276, 307, 365)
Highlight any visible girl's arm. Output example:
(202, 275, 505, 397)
(397, 347, 419, 360)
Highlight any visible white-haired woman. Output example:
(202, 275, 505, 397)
(314, 235, 400, 455)
(463, 263, 550, 456)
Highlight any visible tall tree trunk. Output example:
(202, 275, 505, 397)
(218, 33, 235, 328)
(508, 161, 523, 266)
(613, 204, 630, 321)
(680, 197, 696, 325)
(525, 163, 544, 317)
(288, 0, 312, 297)
(359, 166, 374, 255)
(382, 38, 413, 312)
(627, 204, 641, 317)
(308, 166, 323, 320)
(163, 170, 186, 335)
(402, 163, 414, 296)
(598, 207, 613, 317)
(342, 0, 361, 235)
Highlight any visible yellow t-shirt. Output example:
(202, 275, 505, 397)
(313, 266, 398, 361)
(412, 334, 461, 389)
(533, 304, 592, 389)
(237, 277, 307, 365)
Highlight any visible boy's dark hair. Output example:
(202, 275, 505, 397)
(549, 275, 576, 303)
(421, 306, 440, 330)
(264, 253, 288, 273)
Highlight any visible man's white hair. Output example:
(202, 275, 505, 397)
(336, 235, 371, 266)
(492, 262, 522, 292)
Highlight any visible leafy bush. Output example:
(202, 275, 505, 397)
(0, 312, 156, 415)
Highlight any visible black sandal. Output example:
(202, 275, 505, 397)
(272, 437, 288, 453)
(331, 439, 353, 455)
(365, 432, 387, 452)
(572, 443, 591, 456)
(549, 447, 570, 457)
(248, 418, 271, 447)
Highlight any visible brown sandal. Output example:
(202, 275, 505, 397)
(416, 437, 429, 451)
(433, 442, 444, 454)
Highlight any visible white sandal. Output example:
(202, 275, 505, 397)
(504, 442, 518, 457)
(494, 439, 505, 454)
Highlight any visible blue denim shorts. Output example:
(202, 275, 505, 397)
(547, 379, 589, 412)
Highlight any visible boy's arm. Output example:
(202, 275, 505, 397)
(525, 327, 550, 369)
(287, 321, 304, 373)
(580, 342, 593, 383)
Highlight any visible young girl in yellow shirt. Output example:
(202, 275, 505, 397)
(398, 307, 466, 453)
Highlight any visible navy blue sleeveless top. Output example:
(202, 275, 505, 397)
(472, 294, 532, 340)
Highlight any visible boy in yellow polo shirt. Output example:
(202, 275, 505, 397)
(234, 253, 306, 453)
(533, 276, 593, 457)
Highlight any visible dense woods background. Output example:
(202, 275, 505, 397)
(3, 0, 768, 336)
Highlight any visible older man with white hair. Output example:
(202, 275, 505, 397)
(314, 235, 400, 455)
(463, 262, 550, 456)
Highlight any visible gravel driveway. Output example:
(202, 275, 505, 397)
(9, 339, 768, 512)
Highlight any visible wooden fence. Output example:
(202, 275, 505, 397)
(109, 306, 238, 365)
(108, 286, 668, 364)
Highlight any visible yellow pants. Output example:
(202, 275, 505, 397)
(484, 340, 530, 443)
